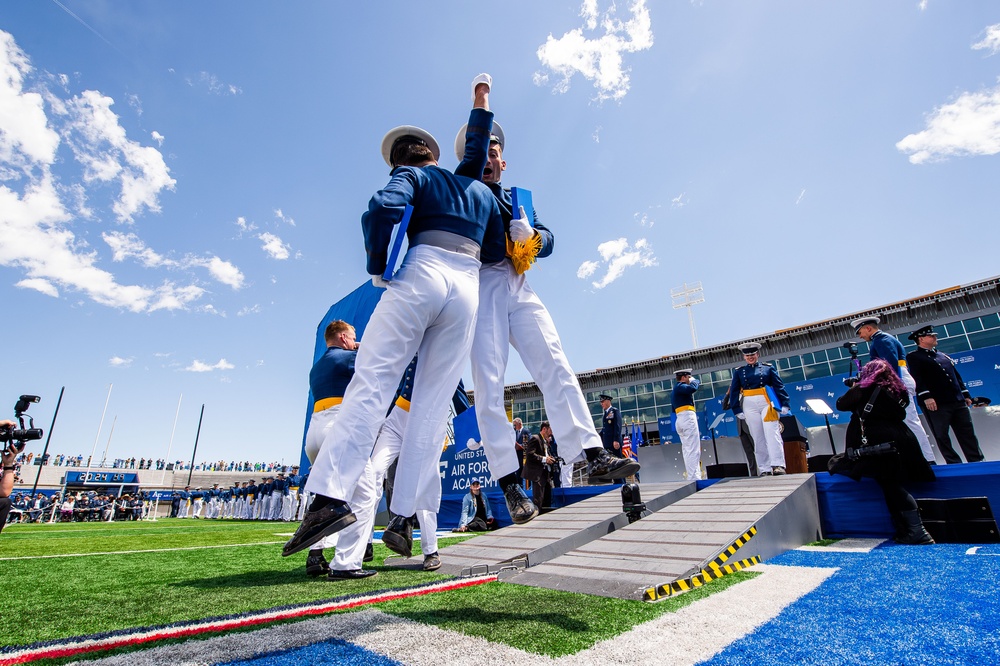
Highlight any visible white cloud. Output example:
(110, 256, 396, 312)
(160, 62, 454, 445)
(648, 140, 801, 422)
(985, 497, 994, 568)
(234, 215, 257, 234)
(15, 277, 58, 297)
(126, 92, 142, 116)
(592, 125, 602, 143)
(202, 256, 244, 289)
(577, 260, 599, 279)
(183, 358, 235, 372)
(151, 130, 164, 146)
(534, 0, 654, 102)
(108, 355, 133, 367)
(896, 78, 1000, 163)
(189, 71, 242, 96)
(578, 236, 657, 288)
(972, 24, 1000, 56)
(61, 89, 176, 222)
(274, 208, 295, 226)
(634, 212, 652, 227)
(795, 189, 806, 204)
(671, 193, 686, 208)
(259, 232, 290, 260)
(0, 31, 232, 313)
(238, 304, 262, 316)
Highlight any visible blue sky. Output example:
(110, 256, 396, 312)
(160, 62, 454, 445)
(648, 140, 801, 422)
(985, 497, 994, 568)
(1, 1, 999, 466)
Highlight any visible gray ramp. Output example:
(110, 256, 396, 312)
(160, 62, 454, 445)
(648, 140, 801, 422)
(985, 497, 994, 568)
(385, 482, 695, 575)
(500, 474, 822, 600)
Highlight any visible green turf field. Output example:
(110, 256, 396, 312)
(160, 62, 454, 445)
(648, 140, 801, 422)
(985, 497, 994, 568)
(0, 519, 754, 657)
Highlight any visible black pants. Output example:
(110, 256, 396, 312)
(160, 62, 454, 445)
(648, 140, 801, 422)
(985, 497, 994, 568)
(0, 497, 11, 534)
(737, 419, 758, 476)
(924, 403, 984, 464)
(876, 477, 918, 514)
(531, 475, 552, 510)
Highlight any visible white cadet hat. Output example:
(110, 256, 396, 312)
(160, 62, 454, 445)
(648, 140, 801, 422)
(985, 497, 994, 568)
(381, 126, 441, 167)
(454, 121, 505, 162)
(850, 315, 880, 333)
(739, 342, 762, 355)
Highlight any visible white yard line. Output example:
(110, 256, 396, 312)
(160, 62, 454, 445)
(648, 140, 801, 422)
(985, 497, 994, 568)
(0, 541, 285, 560)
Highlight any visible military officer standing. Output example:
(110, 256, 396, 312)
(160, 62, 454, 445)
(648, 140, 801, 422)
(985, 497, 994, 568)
(671, 369, 703, 481)
(599, 394, 624, 458)
(852, 316, 936, 462)
(727, 342, 790, 475)
(905, 325, 985, 464)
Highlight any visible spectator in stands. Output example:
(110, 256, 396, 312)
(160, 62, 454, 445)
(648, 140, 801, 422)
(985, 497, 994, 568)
(454, 481, 495, 532)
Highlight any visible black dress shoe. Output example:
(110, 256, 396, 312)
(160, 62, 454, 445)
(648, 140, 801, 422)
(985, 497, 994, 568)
(382, 514, 415, 558)
(327, 568, 377, 580)
(423, 552, 441, 571)
(363, 542, 374, 562)
(282, 499, 356, 557)
(502, 483, 538, 524)
(305, 550, 330, 577)
(587, 449, 640, 481)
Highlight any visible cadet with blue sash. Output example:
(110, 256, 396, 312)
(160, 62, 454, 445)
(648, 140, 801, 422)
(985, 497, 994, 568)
(728, 342, 790, 475)
(288, 123, 502, 559)
(852, 315, 935, 462)
(671, 369, 703, 481)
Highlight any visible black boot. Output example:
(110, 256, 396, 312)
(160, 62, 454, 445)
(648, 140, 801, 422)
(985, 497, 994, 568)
(305, 550, 330, 577)
(587, 448, 640, 481)
(888, 510, 907, 542)
(896, 509, 935, 545)
(382, 514, 416, 558)
(502, 482, 538, 524)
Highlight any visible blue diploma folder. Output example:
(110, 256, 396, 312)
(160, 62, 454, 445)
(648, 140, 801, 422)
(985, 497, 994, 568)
(510, 187, 534, 227)
(382, 204, 413, 281)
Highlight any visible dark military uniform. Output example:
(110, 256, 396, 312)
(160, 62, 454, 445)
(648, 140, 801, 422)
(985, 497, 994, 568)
(600, 401, 624, 458)
(906, 345, 984, 464)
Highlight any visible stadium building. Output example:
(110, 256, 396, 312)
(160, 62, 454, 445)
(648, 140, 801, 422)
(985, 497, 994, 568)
(505, 276, 1000, 475)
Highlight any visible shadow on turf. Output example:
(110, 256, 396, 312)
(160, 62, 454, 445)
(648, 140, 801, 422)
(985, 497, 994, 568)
(388, 605, 590, 633)
(169, 568, 332, 588)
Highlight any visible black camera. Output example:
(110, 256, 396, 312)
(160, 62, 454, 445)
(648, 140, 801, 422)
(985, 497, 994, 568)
(1, 395, 43, 454)
(843, 376, 860, 388)
(842, 341, 858, 356)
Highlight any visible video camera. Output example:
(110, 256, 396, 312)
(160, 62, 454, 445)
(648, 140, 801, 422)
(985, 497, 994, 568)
(0, 395, 43, 455)
(842, 342, 861, 387)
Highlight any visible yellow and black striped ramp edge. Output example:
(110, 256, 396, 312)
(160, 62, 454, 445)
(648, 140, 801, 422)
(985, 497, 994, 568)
(498, 475, 822, 601)
(643, 554, 762, 602)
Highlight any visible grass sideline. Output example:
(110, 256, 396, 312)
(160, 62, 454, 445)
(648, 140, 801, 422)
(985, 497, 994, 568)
(1, 519, 755, 658)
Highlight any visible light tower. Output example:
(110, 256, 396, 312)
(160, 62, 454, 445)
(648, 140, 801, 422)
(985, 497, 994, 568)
(671, 281, 704, 349)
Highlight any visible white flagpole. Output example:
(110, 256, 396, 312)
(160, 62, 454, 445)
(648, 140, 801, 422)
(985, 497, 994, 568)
(151, 394, 183, 521)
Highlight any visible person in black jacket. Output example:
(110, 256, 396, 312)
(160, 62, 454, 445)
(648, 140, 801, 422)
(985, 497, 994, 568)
(905, 325, 984, 464)
(833, 359, 936, 545)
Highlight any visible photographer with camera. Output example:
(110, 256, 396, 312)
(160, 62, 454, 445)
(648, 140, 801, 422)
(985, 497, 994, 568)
(1, 421, 19, 532)
(851, 316, 936, 463)
(830, 359, 936, 544)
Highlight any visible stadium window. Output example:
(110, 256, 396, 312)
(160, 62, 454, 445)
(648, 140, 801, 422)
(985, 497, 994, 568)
(813, 349, 828, 362)
(780, 367, 806, 383)
(963, 317, 984, 333)
(805, 363, 832, 380)
(969, 328, 1000, 349)
(713, 369, 732, 382)
(653, 389, 670, 405)
(657, 404, 673, 418)
(619, 395, 638, 412)
(640, 409, 658, 423)
(637, 392, 654, 409)
(981, 313, 1000, 329)
(936, 336, 971, 354)
(945, 321, 966, 338)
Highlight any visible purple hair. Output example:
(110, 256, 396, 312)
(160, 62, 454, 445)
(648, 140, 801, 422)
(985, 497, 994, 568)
(857, 358, 907, 397)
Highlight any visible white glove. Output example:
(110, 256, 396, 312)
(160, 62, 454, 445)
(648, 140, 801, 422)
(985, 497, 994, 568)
(509, 205, 534, 242)
(371, 275, 390, 289)
(736, 413, 746, 421)
(780, 406, 790, 416)
(471, 73, 492, 101)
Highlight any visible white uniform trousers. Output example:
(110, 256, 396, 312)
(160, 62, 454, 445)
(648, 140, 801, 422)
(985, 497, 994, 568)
(674, 409, 703, 481)
(191, 499, 203, 518)
(330, 460, 379, 571)
(305, 404, 344, 552)
(364, 407, 440, 556)
(281, 495, 293, 521)
(471, 261, 601, 480)
(741, 393, 785, 473)
(178, 500, 189, 518)
(307, 245, 480, 520)
(901, 368, 936, 462)
(560, 451, 584, 488)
